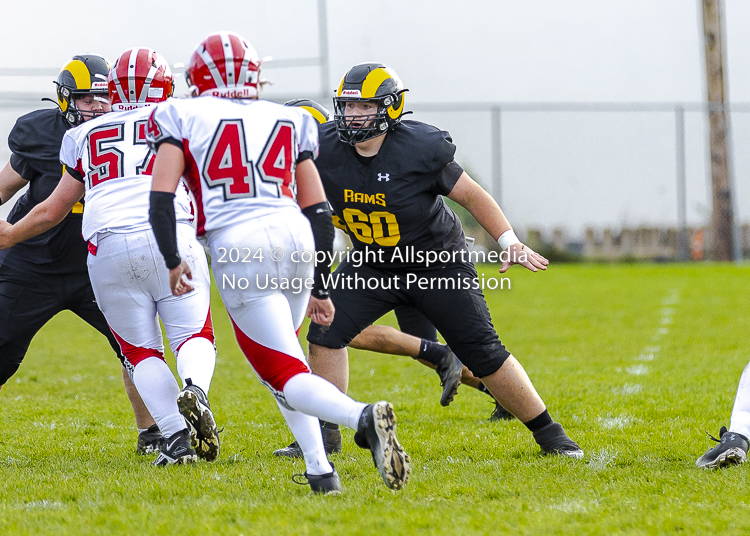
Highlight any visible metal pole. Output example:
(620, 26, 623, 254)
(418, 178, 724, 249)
(702, 0, 734, 260)
(491, 106, 501, 205)
(675, 106, 689, 261)
(318, 0, 330, 101)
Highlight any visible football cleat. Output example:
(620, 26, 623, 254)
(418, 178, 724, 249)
(136, 424, 163, 455)
(152, 428, 197, 466)
(177, 378, 220, 462)
(434, 345, 463, 407)
(274, 424, 342, 459)
(489, 400, 515, 421)
(292, 463, 342, 495)
(696, 426, 749, 469)
(533, 422, 584, 459)
(353, 401, 410, 490)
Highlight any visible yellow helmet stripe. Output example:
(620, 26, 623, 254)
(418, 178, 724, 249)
(336, 76, 345, 97)
(61, 59, 92, 90)
(301, 105, 327, 124)
(361, 67, 391, 99)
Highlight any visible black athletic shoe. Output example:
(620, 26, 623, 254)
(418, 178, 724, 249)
(434, 345, 463, 407)
(136, 424, 163, 455)
(152, 428, 197, 466)
(353, 402, 410, 490)
(533, 422, 584, 459)
(177, 378, 220, 462)
(293, 463, 342, 495)
(489, 400, 515, 421)
(696, 426, 749, 469)
(274, 425, 342, 458)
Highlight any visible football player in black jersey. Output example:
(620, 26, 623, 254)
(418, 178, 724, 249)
(0, 54, 160, 454)
(275, 99, 512, 459)
(303, 63, 583, 458)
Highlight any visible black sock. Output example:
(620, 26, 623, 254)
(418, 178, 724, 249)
(417, 339, 444, 365)
(320, 420, 340, 431)
(522, 410, 553, 434)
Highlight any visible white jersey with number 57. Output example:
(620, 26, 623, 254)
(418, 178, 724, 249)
(146, 97, 319, 236)
(59, 105, 194, 243)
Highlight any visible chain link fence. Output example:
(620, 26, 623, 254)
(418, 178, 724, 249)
(2, 82, 748, 261)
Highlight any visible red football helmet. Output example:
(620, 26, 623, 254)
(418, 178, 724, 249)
(186, 32, 262, 99)
(108, 48, 173, 111)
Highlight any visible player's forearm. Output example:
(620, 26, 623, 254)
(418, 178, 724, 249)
(3, 202, 65, 247)
(149, 143, 185, 269)
(302, 201, 334, 299)
(448, 172, 513, 241)
(149, 191, 181, 269)
(467, 192, 512, 241)
(295, 158, 327, 209)
(0, 162, 29, 206)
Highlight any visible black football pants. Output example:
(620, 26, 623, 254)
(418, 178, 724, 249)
(0, 264, 123, 385)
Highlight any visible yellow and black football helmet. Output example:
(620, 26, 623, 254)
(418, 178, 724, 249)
(55, 54, 110, 125)
(333, 62, 407, 145)
(284, 98, 331, 124)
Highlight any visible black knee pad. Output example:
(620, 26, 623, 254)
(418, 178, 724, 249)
(452, 339, 511, 378)
(0, 340, 28, 385)
(307, 322, 349, 349)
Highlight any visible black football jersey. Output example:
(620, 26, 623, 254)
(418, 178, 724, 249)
(316, 120, 466, 270)
(1, 108, 87, 274)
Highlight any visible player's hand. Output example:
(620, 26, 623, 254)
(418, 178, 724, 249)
(169, 260, 194, 295)
(0, 221, 14, 250)
(499, 242, 549, 273)
(307, 295, 335, 326)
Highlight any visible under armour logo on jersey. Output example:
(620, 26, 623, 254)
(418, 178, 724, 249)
(378, 173, 390, 182)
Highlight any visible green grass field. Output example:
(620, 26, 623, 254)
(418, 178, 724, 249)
(1, 263, 749, 535)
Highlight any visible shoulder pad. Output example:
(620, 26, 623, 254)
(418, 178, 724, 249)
(8, 109, 68, 161)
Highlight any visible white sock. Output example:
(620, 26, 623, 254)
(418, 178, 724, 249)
(132, 356, 186, 438)
(730, 362, 750, 438)
(283, 373, 366, 431)
(276, 401, 332, 475)
(176, 337, 216, 395)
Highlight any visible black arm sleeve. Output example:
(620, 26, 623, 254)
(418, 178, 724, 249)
(301, 201, 335, 299)
(297, 150, 314, 163)
(149, 191, 181, 269)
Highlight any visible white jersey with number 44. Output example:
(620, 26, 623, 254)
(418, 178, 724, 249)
(145, 97, 319, 236)
(59, 105, 194, 243)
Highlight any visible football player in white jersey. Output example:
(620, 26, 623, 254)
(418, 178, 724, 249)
(0, 48, 219, 466)
(146, 31, 410, 494)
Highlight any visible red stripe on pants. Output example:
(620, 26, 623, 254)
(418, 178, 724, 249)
(109, 326, 164, 366)
(229, 316, 309, 392)
(176, 307, 215, 352)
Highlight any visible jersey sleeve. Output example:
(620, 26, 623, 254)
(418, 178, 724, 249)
(9, 153, 34, 182)
(7, 114, 44, 181)
(59, 130, 85, 182)
(427, 130, 463, 195)
(297, 110, 320, 162)
(432, 160, 464, 196)
(146, 101, 183, 151)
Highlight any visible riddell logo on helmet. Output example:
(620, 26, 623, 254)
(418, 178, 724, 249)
(207, 87, 257, 99)
(341, 89, 361, 97)
(91, 82, 108, 89)
(112, 103, 147, 111)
